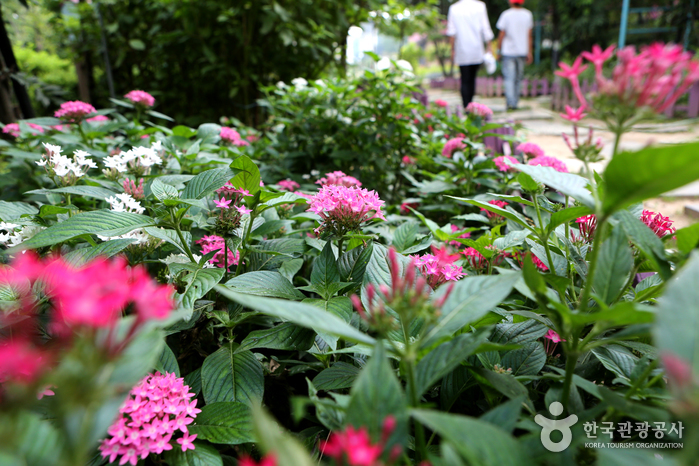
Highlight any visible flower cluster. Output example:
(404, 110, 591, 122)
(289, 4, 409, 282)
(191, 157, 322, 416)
(412, 245, 465, 288)
(124, 178, 145, 200)
(103, 142, 163, 178)
(36, 143, 97, 186)
(0, 339, 48, 385)
(277, 179, 299, 192)
(493, 155, 518, 172)
(0, 222, 44, 249)
(481, 200, 508, 222)
(87, 115, 110, 124)
(528, 155, 568, 173)
(316, 171, 362, 188)
(574, 214, 597, 243)
(557, 43, 699, 118)
(124, 90, 156, 107)
(543, 329, 565, 356)
(517, 142, 544, 158)
(54, 100, 96, 123)
(321, 416, 402, 466)
(105, 193, 146, 214)
(307, 185, 385, 237)
(220, 127, 249, 146)
(98, 195, 161, 248)
(2, 122, 44, 138)
(196, 235, 240, 270)
(640, 209, 675, 238)
(434, 99, 448, 108)
(465, 102, 493, 117)
(442, 137, 466, 158)
(562, 125, 604, 163)
(463, 247, 487, 271)
(99, 372, 200, 465)
(211, 182, 251, 233)
(513, 251, 549, 272)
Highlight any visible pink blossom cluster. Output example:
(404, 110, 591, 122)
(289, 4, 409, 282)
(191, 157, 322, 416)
(528, 155, 568, 173)
(54, 100, 96, 123)
(307, 185, 385, 236)
(517, 142, 544, 158)
(277, 179, 299, 192)
(640, 209, 675, 238)
(196, 235, 240, 270)
(316, 171, 362, 188)
(320, 416, 400, 466)
(99, 372, 200, 465)
(465, 102, 493, 117)
(493, 155, 518, 172)
(463, 247, 487, 270)
(220, 127, 249, 146)
(442, 137, 466, 158)
(124, 178, 145, 200)
(2, 122, 44, 137)
(124, 90, 156, 107)
(448, 224, 471, 247)
(574, 214, 597, 243)
(0, 339, 47, 384)
(412, 245, 465, 288)
(239, 455, 277, 466)
(481, 200, 508, 221)
(557, 43, 699, 119)
(514, 251, 549, 272)
(87, 115, 110, 124)
(434, 99, 448, 108)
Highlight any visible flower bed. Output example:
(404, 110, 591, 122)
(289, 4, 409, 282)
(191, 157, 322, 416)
(1, 50, 699, 465)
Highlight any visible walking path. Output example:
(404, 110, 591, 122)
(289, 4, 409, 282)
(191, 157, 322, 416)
(427, 88, 699, 228)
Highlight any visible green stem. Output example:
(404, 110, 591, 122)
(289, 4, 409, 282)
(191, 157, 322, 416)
(170, 208, 196, 262)
(612, 127, 623, 158)
(401, 322, 427, 462)
(337, 237, 345, 255)
(533, 194, 555, 273)
(560, 341, 578, 411)
(578, 220, 607, 314)
(624, 359, 658, 400)
(76, 123, 92, 148)
(235, 210, 257, 277)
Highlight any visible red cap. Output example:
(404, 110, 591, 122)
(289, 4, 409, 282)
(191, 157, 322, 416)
(511, 0, 525, 4)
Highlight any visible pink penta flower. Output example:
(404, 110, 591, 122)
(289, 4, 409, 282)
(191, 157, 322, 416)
(235, 205, 252, 215)
(196, 235, 240, 270)
(435, 99, 448, 108)
(640, 209, 675, 238)
(442, 137, 466, 158)
(543, 329, 565, 356)
(480, 200, 508, 221)
(220, 127, 249, 146)
(412, 245, 465, 288)
(320, 418, 399, 466)
(463, 247, 487, 271)
(316, 171, 362, 188)
(86, 114, 110, 124)
(517, 142, 544, 158)
(560, 105, 587, 122)
(277, 179, 299, 192)
(2, 122, 44, 137)
(402, 155, 416, 165)
(0, 339, 49, 384)
(123, 178, 145, 200)
(449, 224, 471, 247)
(239, 454, 277, 466)
(307, 185, 385, 236)
(124, 90, 155, 107)
(54, 100, 96, 123)
(100, 372, 199, 464)
(574, 214, 597, 243)
(216, 182, 250, 198)
(544, 329, 565, 343)
(493, 155, 518, 172)
(556, 56, 588, 81)
(528, 155, 568, 173)
(214, 198, 232, 209)
(465, 102, 493, 117)
(581, 44, 616, 76)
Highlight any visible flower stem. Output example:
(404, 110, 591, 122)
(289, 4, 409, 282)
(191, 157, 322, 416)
(561, 341, 578, 411)
(235, 210, 257, 277)
(170, 208, 196, 263)
(578, 220, 607, 314)
(533, 193, 555, 274)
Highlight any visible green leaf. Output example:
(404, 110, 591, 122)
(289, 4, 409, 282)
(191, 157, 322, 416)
(491, 320, 549, 345)
(223, 271, 305, 300)
(423, 273, 521, 346)
(143, 227, 191, 255)
(593, 225, 633, 304)
(501, 342, 546, 376)
(11, 412, 62, 465)
(177, 267, 225, 312)
(338, 243, 373, 284)
(230, 156, 261, 195)
(62, 239, 135, 266)
(188, 402, 255, 445)
(216, 286, 374, 345)
(312, 362, 361, 391)
(603, 141, 699, 216)
(201, 346, 264, 406)
(411, 409, 525, 466)
(14, 210, 155, 250)
(675, 223, 699, 255)
(470, 367, 529, 400)
(479, 396, 524, 434)
(128, 39, 145, 50)
(448, 197, 535, 232)
(597, 448, 678, 466)
(155, 344, 180, 377)
(251, 406, 315, 466)
(0, 201, 38, 220)
(392, 222, 419, 252)
(517, 173, 540, 192)
(303, 297, 353, 350)
(509, 163, 595, 208)
(346, 342, 407, 440)
(310, 242, 340, 295)
(25, 185, 117, 201)
(591, 344, 638, 382)
(181, 168, 234, 200)
(164, 443, 223, 466)
(237, 322, 315, 352)
(547, 206, 591, 235)
(151, 178, 180, 202)
(616, 210, 671, 279)
(415, 330, 490, 397)
(654, 251, 699, 375)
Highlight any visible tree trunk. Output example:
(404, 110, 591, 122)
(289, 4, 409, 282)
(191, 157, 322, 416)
(0, 4, 34, 119)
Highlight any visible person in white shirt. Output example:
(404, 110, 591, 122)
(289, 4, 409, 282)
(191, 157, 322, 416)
(496, 0, 534, 110)
(446, 0, 494, 108)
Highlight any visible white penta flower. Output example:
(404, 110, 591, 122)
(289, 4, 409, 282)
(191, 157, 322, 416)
(276, 81, 287, 89)
(105, 194, 145, 214)
(103, 154, 128, 173)
(376, 57, 391, 71)
(291, 77, 308, 90)
(395, 59, 413, 72)
(0, 222, 44, 248)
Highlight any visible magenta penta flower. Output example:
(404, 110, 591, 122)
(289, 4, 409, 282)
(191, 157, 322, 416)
(543, 329, 565, 356)
(277, 179, 299, 192)
(100, 372, 200, 464)
(2, 122, 44, 138)
(575, 214, 597, 243)
(320, 416, 397, 466)
(307, 185, 385, 237)
(196, 235, 240, 270)
(435, 99, 448, 108)
(442, 137, 466, 158)
(412, 245, 465, 288)
(528, 155, 568, 173)
(493, 155, 518, 172)
(124, 90, 156, 107)
(54, 100, 97, 123)
(316, 171, 362, 188)
(517, 142, 545, 158)
(220, 127, 249, 146)
(465, 102, 493, 117)
(640, 209, 675, 238)
(463, 247, 487, 271)
(560, 105, 587, 122)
